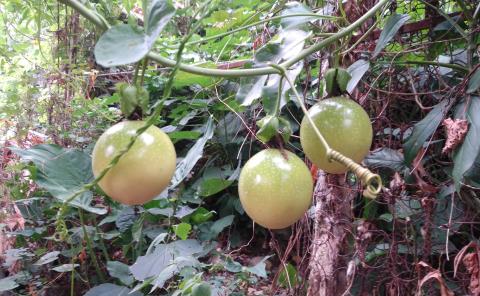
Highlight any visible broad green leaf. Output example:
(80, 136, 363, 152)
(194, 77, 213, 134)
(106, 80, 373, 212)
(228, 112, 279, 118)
(94, 24, 148, 67)
(107, 261, 134, 286)
(364, 148, 406, 171)
(173, 63, 219, 89)
(130, 239, 203, 281)
(224, 257, 243, 273)
(84, 283, 143, 296)
(453, 97, 480, 190)
(173, 223, 192, 240)
(171, 117, 215, 188)
(115, 207, 137, 233)
(403, 99, 451, 165)
(198, 178, 234, 197)
(373, 13, 410, 57)
(347, 59, 370, 93)
(280, 2, 316, 29)
(11, 145, 106, 215)
(131, 215, 144, 242)
(464, 152, 480, 187)
(467, 68, 480, 94)
(95, 0, 174, 67)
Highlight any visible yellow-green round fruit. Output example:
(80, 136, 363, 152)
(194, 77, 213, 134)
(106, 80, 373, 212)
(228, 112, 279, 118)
(300, 97, 373, 174)
(238, 149, 313, 229)
(92, 121, 176, 205)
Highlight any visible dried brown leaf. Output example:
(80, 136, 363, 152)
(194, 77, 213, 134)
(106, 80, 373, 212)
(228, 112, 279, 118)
(442, 118, 468, 154)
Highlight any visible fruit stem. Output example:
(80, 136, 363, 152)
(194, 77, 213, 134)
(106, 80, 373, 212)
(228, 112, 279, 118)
(269, 63, 382, 198)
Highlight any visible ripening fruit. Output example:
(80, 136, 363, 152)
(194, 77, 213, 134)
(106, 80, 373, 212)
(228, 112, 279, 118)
(92, 121, 176, 205)
(300, 96, 373, 174)
(238, 149, 313, 229)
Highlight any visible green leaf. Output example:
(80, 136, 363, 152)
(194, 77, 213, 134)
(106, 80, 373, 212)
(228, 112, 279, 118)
(187, 207, 215, 224)
(94, 24, 148, 67)
(0, 277, 18, 292)
(280, 2, 315, 29)
(95, 0, 174, 67)
(236, 30, 309, 106)
(364, 148, 406, 171)
(131, 215, 144, 243)
(198, 215, 234, 241)
(52, 264, 79, 272)
(11, 145, 107, 215)
(171, 117, 215, 188)
(347, 59, 370, 93)
(256, 115, 279, 143)
(131, 239, 203, 281)
(198, 178, 234, 197)
(245, 255, 272, 278)
(145, 0, 176, 37)
(84, 283, 143, 296)
(453, 97, 480, 190)
(34, 251, 60, 265)
(403, 99, 450, 165)
(467, 68, 480, 94)
(373, 13, 410, 57)
(277, 263, 298, 288)
(107, 261, 134, 286)
(173, 223, 192, 240)
(169, 131, 202, 141)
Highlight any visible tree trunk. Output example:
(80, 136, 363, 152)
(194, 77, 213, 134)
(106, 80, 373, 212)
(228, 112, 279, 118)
(307, 172, 356, 296)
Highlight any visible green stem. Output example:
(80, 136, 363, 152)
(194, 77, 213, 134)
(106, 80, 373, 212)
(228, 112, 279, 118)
(133, 62, 141, 86)
(384, 60, 469, 73)
(96, 225, 111, 262)
(78, 209, 106, 282)
(70, 256, 75, 296)
(179, 13, 336, 48)
(140, 58, 149, 86)
(59, 0, 390, 77)
(273, 76, 284, 117)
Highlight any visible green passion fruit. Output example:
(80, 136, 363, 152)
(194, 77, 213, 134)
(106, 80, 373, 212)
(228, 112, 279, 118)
(300, 96, 373, 174)
(92, 121, 176, 205)
(238, 149, 313, 229)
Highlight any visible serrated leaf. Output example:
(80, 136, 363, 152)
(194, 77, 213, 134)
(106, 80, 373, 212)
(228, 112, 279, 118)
(347, 59, 369, 93)
(403, 99, 451, 165)
(107, 261, 134, 286)
(170, 117, 215, 188)
(84, 283, 143, 296)
(453, 97, 480, 190)
(10, 145, 106, 215)
(364, 148, 406, 171)
(173, 223, 192, 240)
(373, 13, 410, 57)
(467, 68, 480, 94)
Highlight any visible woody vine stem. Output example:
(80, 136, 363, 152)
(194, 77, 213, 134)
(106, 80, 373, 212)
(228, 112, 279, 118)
(55, 0, 389, 235)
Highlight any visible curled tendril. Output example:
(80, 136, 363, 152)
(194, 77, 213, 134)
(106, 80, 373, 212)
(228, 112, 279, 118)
(54, 206, 70, 241)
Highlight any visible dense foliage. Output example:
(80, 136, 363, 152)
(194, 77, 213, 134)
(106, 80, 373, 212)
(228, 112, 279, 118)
(1, 0, 480, 295)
